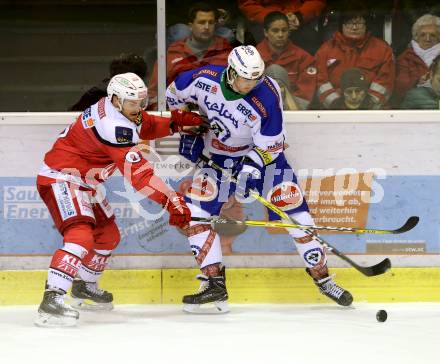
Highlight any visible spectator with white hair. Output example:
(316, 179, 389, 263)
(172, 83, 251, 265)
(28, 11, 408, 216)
(395, 14, 440, 105)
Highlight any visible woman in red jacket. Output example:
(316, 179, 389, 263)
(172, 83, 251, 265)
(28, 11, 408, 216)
(315, 6, 395, 109)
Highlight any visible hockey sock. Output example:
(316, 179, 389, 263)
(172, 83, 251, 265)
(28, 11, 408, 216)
(47, 243, 88, 292)
(201, 263, 221, 277)
(287, 211, 329, 280)
(187, 222, 222, 272)
(77, 249, 112, 283)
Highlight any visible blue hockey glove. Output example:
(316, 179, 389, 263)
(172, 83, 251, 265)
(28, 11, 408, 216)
(179, 134, 204, 163)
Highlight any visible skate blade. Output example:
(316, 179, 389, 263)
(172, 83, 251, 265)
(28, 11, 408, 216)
(34, 312, 78, 328)
(69, 297, 114, 311)
(183, 300, 229, 314)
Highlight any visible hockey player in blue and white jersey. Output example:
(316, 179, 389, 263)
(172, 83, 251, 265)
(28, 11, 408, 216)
(166, 45, 353, 313)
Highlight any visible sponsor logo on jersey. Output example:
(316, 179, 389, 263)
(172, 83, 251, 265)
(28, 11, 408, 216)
(254, 147, 273, 165)
(303, 247, 323, 267)
(266, 140, 284, 153)
(267, 182, 304, 211)
(185, 174, 218, 202)
(98, 98, 106, 119)
(57, 253, 82, 276)
(211, 139, 249, 153)
(115, 126, 134, 143)
(195, 80, 213, 92)
(192, 69, 218, 79)
(210, 85, 218, 94)
(263, 78, 280, 102)
(204, 95, 239, 128)
(125, 151, 142, 163)
(237, 103, 257, 121)
(81, 108, 96, 128)
(83, 118, 95, 128)
(251, 96, 267, 118)
(87, 253, 110, 272)
(52, 182, 77, 221)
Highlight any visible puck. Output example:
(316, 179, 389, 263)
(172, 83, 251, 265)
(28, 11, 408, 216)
(376, 309, 387, 322)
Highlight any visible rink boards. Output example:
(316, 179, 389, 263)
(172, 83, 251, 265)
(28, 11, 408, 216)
(0, 111, 439, 304)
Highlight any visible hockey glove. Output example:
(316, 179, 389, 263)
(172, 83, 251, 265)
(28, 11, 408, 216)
(161, 192, 191, 229)
(179, 134, 205, 163)
(233, 156, 262, 196)
(170, 110, 207, 134)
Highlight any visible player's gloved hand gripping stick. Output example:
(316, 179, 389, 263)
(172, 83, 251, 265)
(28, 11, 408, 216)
(194, 154, 404, 277)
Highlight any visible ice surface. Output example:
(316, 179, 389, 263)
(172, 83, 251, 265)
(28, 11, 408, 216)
(0, 303, 438, 364)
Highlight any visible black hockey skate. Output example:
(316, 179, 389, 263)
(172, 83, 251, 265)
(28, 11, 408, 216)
(307, 269, 353, 306)
(35, 287, 79, 327)
(182, 267, 229, 313)
(70, 279, 114, 311)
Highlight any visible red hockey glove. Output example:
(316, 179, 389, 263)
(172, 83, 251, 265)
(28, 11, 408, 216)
(161, 192, 191, 229)
(170, 110, 208, 133)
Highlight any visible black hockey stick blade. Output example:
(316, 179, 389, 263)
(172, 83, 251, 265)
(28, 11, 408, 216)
(391, 216, 419, 234)
(330, 244, 392, 276)
(352, 258, 392, 277)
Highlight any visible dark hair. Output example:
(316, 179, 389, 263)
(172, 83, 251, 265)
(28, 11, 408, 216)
(338, 1, 370, 29)
(188, 2, 218, 23)
(431, 54, 440, 74)
(109, 53, 147, 79)
(263, 11, 289, 30)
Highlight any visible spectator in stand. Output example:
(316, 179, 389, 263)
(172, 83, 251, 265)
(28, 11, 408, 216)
(70, 53, 147, 111)
(257, 11, 316, 109)
(266, 64, 302, 110)
(238, 0, 327, 53)
(401, 54, 440, 109)
(394, 14, 440, 105)
(315, 2, 395, 109)
(166, 0, 236, 45)
(148, 2, 233, 110)
(332, 68, 381, 110)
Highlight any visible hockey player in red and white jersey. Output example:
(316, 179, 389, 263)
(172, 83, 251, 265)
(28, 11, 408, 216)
(35, 72, 204, 327)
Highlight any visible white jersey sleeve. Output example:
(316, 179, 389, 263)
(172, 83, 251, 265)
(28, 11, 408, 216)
(90, 98, 140, 147)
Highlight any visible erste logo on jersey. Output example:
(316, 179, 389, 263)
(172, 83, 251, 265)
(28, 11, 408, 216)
(81, 107, 95, 128)
(195, 80, 217, 94)
(267, 182, 304, 211)
(237, 103, 257, 122)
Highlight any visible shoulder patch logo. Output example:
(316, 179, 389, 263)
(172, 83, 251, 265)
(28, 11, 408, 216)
(115, 126, 134, 143)
(125, 151, 142, 163)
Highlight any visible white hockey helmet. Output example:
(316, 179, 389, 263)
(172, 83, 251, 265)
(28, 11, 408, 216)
(226, 45, 265, 86)
(107, 72, 148, 110)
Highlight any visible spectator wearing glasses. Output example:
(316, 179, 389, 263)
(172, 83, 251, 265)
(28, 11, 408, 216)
(315, 2, 395, 109)
(395, 14, 440, 106)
